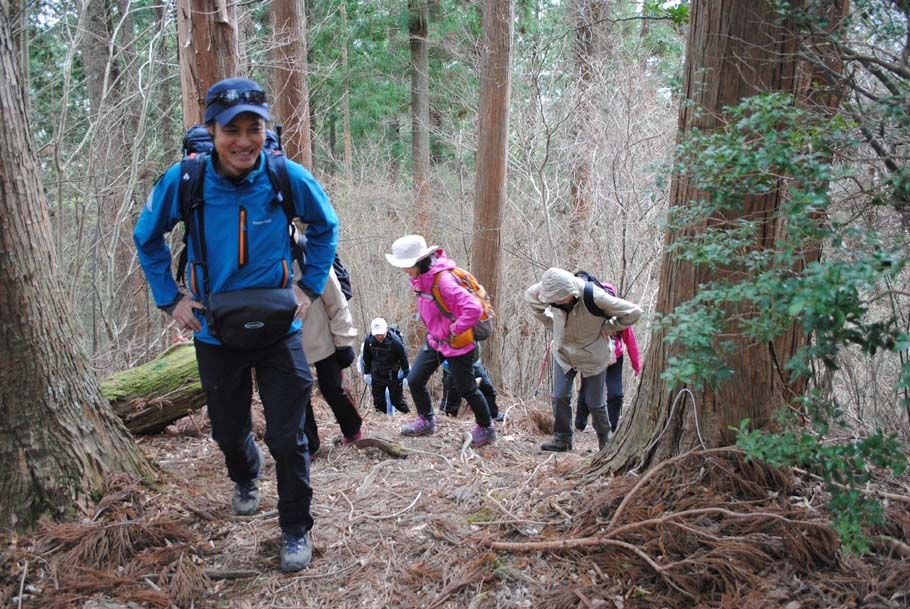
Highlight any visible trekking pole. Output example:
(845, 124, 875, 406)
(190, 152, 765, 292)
(358, 383, 368, 408)
(532, 349, 550, 398)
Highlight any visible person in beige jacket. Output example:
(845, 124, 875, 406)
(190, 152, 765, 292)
(525, 268, 642, 451)
(297, 259, 362, 454)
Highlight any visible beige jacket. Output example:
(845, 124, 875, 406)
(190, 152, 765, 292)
(300, 268, 358, 364)
(525, 271, 642, 377)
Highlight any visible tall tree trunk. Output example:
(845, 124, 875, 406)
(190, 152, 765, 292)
(471, 0, 513, 378)
(305, 0, 317, 171)
(0, 7, 151, 530)
(176, 0, 239, 129)
(595, 0, 850, 473)
(471, 0, 513, 303)
(340, 1, 352, 179)
(566, 0, 609, 268)
(409, 0, 431, 234)
(270, 0, 313, 168)
(81, 0, 118, 113)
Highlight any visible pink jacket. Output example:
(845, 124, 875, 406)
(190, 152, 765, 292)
(410, 250, 482, 358)
(603, 281, 641, 375)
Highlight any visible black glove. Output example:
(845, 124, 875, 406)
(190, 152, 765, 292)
(335, 346, 356, 369)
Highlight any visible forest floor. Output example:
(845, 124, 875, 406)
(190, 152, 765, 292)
(3, 390, 910, 609)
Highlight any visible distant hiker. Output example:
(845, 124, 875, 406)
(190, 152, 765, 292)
(385, 235, 496, 448)
(361, 317, 410, 414)
(292, 226, 362, 454)
(525, 268, 641, 452)
(440, 357, 503, 422)
(134, 77, 339, 572)
(575, 280, 641, 434)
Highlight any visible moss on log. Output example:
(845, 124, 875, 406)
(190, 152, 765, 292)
(101, 343, 205, 434)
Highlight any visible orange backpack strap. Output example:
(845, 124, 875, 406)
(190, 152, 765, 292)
(430, 272, 456, 320)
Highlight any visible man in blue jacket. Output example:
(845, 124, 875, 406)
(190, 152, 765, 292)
(134, 77, 338, 572)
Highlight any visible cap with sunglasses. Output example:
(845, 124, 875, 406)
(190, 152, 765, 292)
(204, 77, 271, 126)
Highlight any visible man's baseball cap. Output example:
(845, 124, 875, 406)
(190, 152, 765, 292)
(370, 318, 388, 336)
(204, 77, 271, 126)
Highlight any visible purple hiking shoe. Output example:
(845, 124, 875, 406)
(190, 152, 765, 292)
(400, 415, 435, 437)
(470, 424, 496, 448)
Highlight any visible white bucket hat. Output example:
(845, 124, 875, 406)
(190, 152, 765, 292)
(370, 317, 388, 336)
(385, 235, 438, 268)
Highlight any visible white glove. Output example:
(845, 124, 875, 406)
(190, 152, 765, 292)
(364, 374, 372, 386)
(402, 377, 408, 389)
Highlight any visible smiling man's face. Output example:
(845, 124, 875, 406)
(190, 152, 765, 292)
(210, 113, 265, 178)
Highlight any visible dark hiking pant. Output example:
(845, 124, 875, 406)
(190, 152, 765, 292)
(552, 365, 610, 448)
(370, 376, 408, 413)
(195, 333, 313, 535)
(576, 355, 624, 432)
(407, 342, 492, 428)
(303, 354, 363, 452)
(441, 362, 498, 419)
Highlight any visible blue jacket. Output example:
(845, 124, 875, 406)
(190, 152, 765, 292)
(134, 152, 339, 344)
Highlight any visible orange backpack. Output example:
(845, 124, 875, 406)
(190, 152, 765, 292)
(430, 269, 494, 348)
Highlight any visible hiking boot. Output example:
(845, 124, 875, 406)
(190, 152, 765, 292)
(232, 443, 264, 515)
(470, 424, 496, 448)
(394, 403, 411, 414)
(341, 430, 362, 446)
(575, 417, 587, 432)
(540, 439, 572, 452)
(492, 412, 505, 423)
(280, 531, 312, 572)
(400, 415, 435, 437)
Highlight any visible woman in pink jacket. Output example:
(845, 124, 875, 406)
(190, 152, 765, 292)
(385, 235, 496, 447)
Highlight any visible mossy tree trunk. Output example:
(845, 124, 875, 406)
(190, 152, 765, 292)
(0, 6, 151, 530)
(101, 343, 206, 434)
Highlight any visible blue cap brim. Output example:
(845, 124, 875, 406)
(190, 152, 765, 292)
(208, 103, 271, 126)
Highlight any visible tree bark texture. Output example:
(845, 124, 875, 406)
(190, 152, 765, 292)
(409, 0, 431, 235)
(80, 0, 118, 115)
(470, 0, 513, 304)
(566, 0, 609, 268)
(176, 0, 239, 129)
(340, 1, 352, 178)
(596, 0, 850, 473)
(0, 7, 151, 530)
(270, 0, 313, 169)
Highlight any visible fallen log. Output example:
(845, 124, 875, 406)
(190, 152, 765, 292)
(101, 343, 205, 434)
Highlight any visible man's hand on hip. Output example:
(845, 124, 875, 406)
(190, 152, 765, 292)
(171, 296, 205, 332)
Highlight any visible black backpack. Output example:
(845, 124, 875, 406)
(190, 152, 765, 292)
(574, 271, 617, 318)
(387, 325, 403, 343)
(175, 124, 354, 300)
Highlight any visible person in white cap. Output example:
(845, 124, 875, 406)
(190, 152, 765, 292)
(385, 235, 496, 448)
(525, 267, 642, 452)
(361, 317, 410, 414)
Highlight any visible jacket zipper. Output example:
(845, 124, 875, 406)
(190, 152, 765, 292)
(238, 206, 248, 268)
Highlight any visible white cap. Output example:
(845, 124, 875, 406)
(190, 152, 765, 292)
(370, 317, 388, 336)
(384, 235, 438, 268)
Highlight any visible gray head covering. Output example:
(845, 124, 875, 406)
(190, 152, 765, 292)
(538, 268, 579, 303)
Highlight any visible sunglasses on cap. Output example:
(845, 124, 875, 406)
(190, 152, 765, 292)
(207, 88, 267, 107)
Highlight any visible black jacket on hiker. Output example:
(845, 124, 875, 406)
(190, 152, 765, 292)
(362, 333, 409, 381)
(362, 325, 410, 414)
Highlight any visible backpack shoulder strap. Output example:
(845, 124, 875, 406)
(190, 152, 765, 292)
(430, 272, 456, 321)
(265, 151, 295, 224)
(582, 280, 609, 319)
(176, 153, 208, 287)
